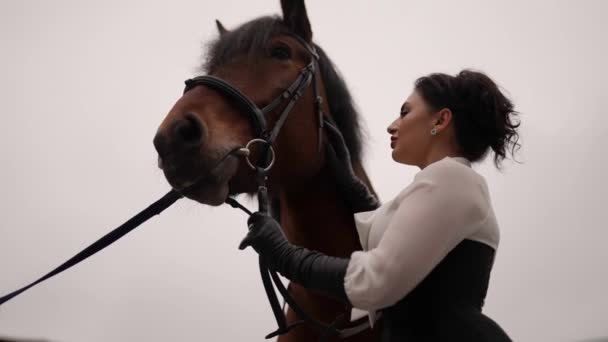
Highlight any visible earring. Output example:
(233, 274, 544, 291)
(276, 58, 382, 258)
(430, 127, 437, 135)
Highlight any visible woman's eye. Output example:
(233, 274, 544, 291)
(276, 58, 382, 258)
(400, 110, 409, 118)
(270, 45, 291, 60)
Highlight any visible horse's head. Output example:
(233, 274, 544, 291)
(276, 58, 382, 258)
(154, 0, 367, 207)
(154, 0, 368, 210)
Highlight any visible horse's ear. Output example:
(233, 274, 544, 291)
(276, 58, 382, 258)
(281, 0, 313, 42)
(215, 19, 229, 36)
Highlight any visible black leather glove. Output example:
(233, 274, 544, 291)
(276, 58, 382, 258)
(323, 118, 379, 213)
(239, 212, 352, 305)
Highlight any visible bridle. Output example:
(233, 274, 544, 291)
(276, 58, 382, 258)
(183, 33, 376, 340)
(0, 32, 376, 341)
(183, 33, 325, 158)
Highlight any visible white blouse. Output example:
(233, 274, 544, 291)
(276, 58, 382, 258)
(344, 156, 500, 326)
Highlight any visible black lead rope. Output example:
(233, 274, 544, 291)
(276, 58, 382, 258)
(0, 189, 182, 306)
(0, 186, 365, 340)
(229, 187, 376, 341)
(227, 162, 347, 340)
(0, 146, 247, 307)
(253, 166, 303, 339)
(229, 192, 369, 341)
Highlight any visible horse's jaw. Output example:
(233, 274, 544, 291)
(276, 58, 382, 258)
(180, 179, 231, 206)
(163, 154, 241, 206)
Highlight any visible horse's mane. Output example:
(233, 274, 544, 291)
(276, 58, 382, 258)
(201, 16, 366, 163)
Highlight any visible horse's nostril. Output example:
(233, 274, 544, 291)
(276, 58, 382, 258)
(174, 112, 204, 147)
(154, 112, 205, 161)
(153, 131, 170, 159)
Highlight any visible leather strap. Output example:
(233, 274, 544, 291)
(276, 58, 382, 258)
(184, 76, 266, 136)
(0, 190, 182, 306)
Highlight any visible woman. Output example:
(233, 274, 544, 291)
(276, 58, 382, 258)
(239, 69, 520, 341)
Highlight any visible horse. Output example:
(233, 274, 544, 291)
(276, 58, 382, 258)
(153, 1, 383, 341)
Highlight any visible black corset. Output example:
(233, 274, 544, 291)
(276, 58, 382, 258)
(379, 239, 512, 341)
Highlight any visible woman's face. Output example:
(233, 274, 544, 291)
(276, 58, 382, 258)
(387, 90, 437, 165)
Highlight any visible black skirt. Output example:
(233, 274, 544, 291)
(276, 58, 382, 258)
(378, 239, 512, 341)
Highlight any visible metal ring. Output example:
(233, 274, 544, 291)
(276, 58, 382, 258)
(244, 138, 275, 172)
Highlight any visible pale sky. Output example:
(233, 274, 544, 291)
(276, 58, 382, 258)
(1, 1, 607, 341)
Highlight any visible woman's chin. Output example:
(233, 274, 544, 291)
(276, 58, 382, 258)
(391, 149, 400, 162)
(391, 150, 409, 165)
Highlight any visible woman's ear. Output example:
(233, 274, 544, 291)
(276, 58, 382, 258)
(281, 0, 313, 42)
(436, 108, 453, 127)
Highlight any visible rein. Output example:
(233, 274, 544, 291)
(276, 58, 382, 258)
(0, 146, 245, 306)
(0, 33, 376, 341)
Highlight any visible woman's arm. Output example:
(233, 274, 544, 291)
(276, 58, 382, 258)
(344, 167, 489, 310)
(239, 213, 352, 305)
(240, 162, 489, 311)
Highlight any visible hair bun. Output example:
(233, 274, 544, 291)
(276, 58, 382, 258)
(414, 69, 521, 169)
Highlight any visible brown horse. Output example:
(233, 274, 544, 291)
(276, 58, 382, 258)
(154, 1, 383, 341)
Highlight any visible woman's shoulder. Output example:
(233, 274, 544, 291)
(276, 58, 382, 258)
(414, 156, 485, 191)
(419, 157, 499, 250)
(407, 156, 491, 219)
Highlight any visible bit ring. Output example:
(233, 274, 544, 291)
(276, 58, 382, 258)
(244, 139, 275, 172)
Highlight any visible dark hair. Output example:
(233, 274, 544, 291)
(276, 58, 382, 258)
(414, 69, 521, 170)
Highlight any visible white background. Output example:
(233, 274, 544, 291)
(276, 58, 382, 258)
(1, 1, 607, 341)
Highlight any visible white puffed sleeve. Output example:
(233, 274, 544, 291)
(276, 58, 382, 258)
(343, 164, 490, 311)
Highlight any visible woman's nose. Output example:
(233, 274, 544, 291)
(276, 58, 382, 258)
(387, 119, 398, 134)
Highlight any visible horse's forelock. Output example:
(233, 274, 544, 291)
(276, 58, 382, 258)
(202, 16, 284, 73)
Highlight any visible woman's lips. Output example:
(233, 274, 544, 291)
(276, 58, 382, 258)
(390, 137, 397, 148)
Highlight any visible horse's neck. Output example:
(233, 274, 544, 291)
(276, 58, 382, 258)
(274, 161, 373, 256)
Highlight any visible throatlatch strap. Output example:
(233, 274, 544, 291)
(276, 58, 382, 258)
(0, 190, 182, 306)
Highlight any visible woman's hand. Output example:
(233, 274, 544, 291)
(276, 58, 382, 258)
(239, 212, 288, 254)
(238, 211, 352, 305)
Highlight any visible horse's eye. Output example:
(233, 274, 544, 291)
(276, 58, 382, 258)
(270, 45, 291, 60)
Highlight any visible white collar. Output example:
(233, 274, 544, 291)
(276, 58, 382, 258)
(448, 156, 472, 167)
